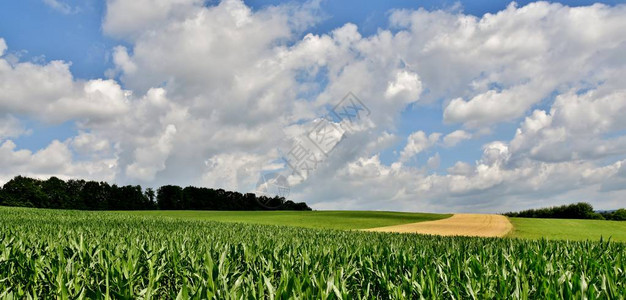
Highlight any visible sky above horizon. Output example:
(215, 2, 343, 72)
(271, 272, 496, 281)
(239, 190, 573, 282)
(1, 0, 626, 213)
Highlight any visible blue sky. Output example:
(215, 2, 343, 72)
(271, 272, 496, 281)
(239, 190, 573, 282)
(1, 0, 626, 212)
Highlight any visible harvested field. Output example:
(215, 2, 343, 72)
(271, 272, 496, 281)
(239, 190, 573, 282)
(366, 213, 513, 237)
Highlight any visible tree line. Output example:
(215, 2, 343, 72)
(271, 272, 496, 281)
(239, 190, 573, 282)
(503, 202, 626, 220)
(0, 175, 311, 211)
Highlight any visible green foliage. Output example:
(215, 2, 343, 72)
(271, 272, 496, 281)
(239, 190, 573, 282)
(0, 175, 310, 211)
(157, 185, 184, 210)
(0, 175, 45, 207)
(503, 202, 624, 220)
(600, 209, 626, 221)
(1, 207, 625, 299)
(614, 209, 626, 221)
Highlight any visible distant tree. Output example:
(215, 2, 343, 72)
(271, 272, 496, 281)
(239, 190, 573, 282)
(504, 202, 623, 220)
(124, 185, 145, 210)
(1, 176, 46, 207)
(108, 184, 122, 210)
(600, 208, 626, 221)
(559, 202, 594, 219)
(612, 209, 626, 221)
(183, 186, 206, 210)
(1, 175, 311, 211)
(157, 185, 183, 210)
(41, 177, 69, 209)
(144, 188, 156, 209)
(243, 193, 260, 210)
(266, 196, 285, 209)
(81, 181, 110, 210)
(66, 179, 86, 209)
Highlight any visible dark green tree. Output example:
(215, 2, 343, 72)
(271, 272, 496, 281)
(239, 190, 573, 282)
(81, 181, 110, 210)
(157, 185, 183, 210)
(612, 209, 626, 220)
(144, 188, 156, 209)
(1, 176, 46, 207)
(0, 175, 311, 211)
(41, 177, 69, 208)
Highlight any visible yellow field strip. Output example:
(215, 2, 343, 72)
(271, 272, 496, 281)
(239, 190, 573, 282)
(365, 214, 513, 237)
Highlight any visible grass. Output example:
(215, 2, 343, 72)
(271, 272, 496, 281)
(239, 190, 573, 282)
(1, 206, 624, 298)
(508, 217, 626, 242)
(114, 210, 451, 230)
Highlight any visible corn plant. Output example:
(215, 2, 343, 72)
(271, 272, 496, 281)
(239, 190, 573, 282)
(0, 207, 624, 299)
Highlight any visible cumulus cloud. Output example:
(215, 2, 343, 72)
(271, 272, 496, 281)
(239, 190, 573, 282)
(427, 153, 440, 170)
(0, 114, 29, 140)
(0, 139, 116, 183)
(399, 131, 440, 163)
(201, 152, 274, 191)
(96, 0, 430, 190)
(108, 46, 137, 76)
(294, 138, 626, 212)
(70, 132, 111, 156)
(447, 161, 474, 176)
(509, 88, 626, 163)
(125, 124, 177, 181)
(443, 130, 472, 147)
(443, 83, 548, 127)
(103, 0, 203, 39)
(384, 70, 422, 102)
(1, 1, 626, 212)
(0, 55, 129, 123)
(389, 2, 626, 127)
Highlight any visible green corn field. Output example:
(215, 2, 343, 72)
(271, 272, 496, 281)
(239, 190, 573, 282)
(0, 207, 624, 299)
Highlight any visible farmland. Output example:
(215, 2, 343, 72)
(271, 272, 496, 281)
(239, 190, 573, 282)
(366, 214, 513, 237)
(1, 207, 625, 298)
(508, 217, 626, 242)
(120, 211, 626, 242)
(115, 210, 451, 230)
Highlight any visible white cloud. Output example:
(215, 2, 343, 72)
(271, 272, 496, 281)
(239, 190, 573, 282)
(443, 82, 548, 127)
(509, 88, 626, 163)
(201, 152, 271, 191)
(97, 0, 429, 188)
(71, 132, 111, 156)
(296, 141, 626, 212)
(0, 139, 116, 184)
(1, 1, 626, 212)
(447, 161, 474, 176)
(0, 38, 6, 56)
(83, 1, 626, 212)
(384, 70, 422, 102)
(443, 130, 472, 147)
(103, 0, 203, 39)
(42, 0, 78, 14)
(427, 153, 440, 170)
(125, 124, 177, 181)
(399, 131, 440, 163)
(0, 114, 29, 140)
(390, 2, 626, 127)
(0, 54, 130, 123)
(110, 46, 137, 76)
